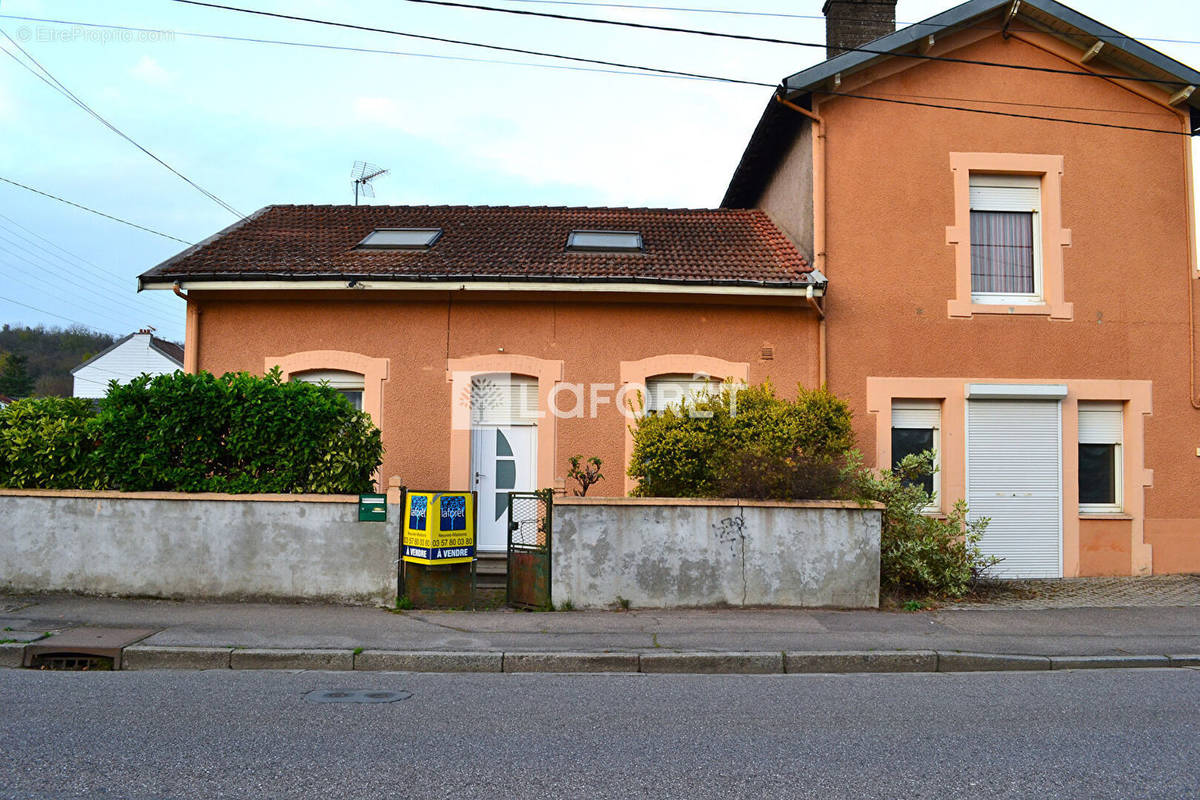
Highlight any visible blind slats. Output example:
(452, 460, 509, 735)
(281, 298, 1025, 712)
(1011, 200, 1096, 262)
(1079, 403, 1123, 444)
(970, 174, 1040, 212)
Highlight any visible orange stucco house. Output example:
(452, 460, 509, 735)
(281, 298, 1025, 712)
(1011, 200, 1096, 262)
(139, 0, 1200, 577)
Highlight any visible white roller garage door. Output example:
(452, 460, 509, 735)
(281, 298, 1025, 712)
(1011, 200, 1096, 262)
(967, 399, 1062, 578)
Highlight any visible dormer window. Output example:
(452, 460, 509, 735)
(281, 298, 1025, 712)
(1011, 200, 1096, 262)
(357, 228, 442, 250)
(566, 230, 643, 252)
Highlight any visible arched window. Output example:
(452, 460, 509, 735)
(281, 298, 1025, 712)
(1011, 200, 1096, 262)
(292, 369, 365, 411)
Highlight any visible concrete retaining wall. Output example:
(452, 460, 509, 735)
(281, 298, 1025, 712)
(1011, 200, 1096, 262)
(0, 490, 397, 605)
(552, 498, 882, 609)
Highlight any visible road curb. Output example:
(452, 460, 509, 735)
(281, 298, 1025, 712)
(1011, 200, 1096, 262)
(640, 651, 784, 674)
(0, 642, 25, 669)
(787, 650, 937, 673)
(503, 652, 640, 673)
(355, 650, 503, 673)
(1049, 654, 1171, 670)
(937, 652, 1051, 672)
(1, 646, 1195, 674)
(123, 645, 233, 670)
(230, 648, 354, 671)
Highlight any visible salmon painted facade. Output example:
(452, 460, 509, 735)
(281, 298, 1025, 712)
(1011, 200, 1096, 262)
(140, 0, 1200, 576)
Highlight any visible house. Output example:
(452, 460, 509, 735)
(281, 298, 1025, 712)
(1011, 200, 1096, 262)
(722, 0, 1200, 576)
(71, 329, 184, 399)
(137, 0, 1200, 578)
(0, 394, 12, 409)
(137, 206, 823, 553)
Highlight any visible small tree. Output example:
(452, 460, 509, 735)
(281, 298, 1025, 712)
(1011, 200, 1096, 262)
(841, 450, 999, 598)
(0, 353, 35, 399)
(567, 455, 604, 496)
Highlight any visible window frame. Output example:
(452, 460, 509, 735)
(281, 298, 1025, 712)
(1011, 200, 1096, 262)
(946, 153, 1073, 321)
(891, 399, 941, 512)
(1078, 401, 1124, 514)
(968, 174, 1044, 305)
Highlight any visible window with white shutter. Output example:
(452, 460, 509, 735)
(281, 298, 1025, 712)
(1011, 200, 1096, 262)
(891, 400, 940, 508)
(645, 374, 720, 414)
(969, 174, 1042, 304)
(293, 369, 365, 411)
(1078, 401, 1123, 512)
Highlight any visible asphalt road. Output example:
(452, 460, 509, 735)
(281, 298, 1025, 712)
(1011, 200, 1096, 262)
(2, 668, 1198, 799)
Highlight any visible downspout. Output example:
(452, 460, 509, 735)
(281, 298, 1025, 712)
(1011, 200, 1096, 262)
(775, 93, 828, 388)
(174, 282, 200, 375)
(1185, 117, 1200, 409)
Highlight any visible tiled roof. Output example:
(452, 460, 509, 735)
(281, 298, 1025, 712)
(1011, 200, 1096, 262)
(139, 205, 813, 288)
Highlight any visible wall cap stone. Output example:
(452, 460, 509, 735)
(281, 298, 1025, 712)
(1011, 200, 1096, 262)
(555, 497, 883, 510)
(0, 489, 360, 503)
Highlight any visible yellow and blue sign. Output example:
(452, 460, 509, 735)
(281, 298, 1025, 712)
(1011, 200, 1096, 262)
(402, 491, 476, 565)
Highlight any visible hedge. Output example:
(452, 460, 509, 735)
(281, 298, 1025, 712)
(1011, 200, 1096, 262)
(0, 368, 383, 494)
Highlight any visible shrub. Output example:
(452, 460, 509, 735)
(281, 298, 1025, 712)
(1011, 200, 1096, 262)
(567, 455, 604, 496)
(93, 368, 383, 493)
(627, 382, 853, 499)
(841, 450, 998, 598)
(0, 397, 102, 489)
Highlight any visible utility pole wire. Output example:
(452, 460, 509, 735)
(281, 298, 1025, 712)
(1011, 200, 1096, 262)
(0, 176, 195, 245)
(0, 28, 244, 218)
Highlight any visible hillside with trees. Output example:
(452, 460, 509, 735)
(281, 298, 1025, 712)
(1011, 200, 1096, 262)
(0, 325, 119, 398)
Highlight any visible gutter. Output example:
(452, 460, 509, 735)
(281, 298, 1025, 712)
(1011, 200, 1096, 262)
(141, 276, 826, 299)
(776, 92, 830, 388)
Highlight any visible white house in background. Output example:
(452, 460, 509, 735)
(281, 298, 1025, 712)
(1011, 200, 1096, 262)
(71, 329, 184, 399)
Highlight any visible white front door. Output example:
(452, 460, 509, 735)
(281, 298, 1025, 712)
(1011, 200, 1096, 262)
(471, 425, 537, 552)
(967, 399, 1063, 578)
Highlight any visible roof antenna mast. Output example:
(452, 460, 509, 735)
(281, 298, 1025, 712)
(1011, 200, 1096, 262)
(351, 161, 389, 205)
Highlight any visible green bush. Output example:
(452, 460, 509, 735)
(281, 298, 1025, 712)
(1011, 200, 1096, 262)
(842, 450, 998, 598)
(0, 397, 102, 489)
(627, 382, 853, 499)
(0, 369, 383, 494)
(93, 368, 383, 493)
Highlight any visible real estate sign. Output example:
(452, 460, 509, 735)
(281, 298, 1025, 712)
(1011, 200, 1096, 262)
(402, 491, 476, 565)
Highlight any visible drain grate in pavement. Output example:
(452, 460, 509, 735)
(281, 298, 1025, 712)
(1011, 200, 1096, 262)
(305, 689, 411, 704)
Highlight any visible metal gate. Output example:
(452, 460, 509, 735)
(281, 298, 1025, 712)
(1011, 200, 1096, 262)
(507, 490, 552, 609)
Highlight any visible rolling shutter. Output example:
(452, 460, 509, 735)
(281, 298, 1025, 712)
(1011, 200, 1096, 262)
(892, 400, 940, 430)
(1078, 402, 1123, 444)
(470, 374, 538, 426)
(646, 375, 719, 413)
(967, 399, 1062, 578)
(969, 174, 1041, 212)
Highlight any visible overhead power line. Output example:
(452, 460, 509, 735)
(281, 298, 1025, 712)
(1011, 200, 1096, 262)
(385, 0, 1196, 86)
(816, 89, 1189, 136)
(497, 0, 1200, 46)
(0, 29, 243, 218)
(0, 176, 194, 244)
(0, 293, 122, 335)
(167, 0, 775, 86)
(0, 14, 715, 84)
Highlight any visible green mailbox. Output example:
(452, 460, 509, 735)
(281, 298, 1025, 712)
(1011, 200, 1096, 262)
(358, 493, 387, 522)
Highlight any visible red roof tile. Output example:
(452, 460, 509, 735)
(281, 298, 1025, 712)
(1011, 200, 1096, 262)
(140, 205, 813, 288)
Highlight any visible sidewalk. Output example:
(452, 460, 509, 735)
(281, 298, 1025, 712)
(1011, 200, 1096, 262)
(3, 591, 1200, 673)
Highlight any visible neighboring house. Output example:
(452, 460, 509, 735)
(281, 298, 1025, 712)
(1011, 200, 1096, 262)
(71, 329, 184, 399)
(722, 0, 1200, 576)
(137, 0, 1200, 578)
(0, 394, 12, 409)
(137, 207, 823, 553)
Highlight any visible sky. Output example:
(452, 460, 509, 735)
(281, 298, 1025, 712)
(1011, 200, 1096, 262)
(0, 0, 1197, 343)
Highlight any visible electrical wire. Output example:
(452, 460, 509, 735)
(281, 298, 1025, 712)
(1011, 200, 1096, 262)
(0, 14, 715, 84)
(817, 89, 1190, 136)
(0, 293, 123, 335)
(0, 29, 244, 218)
(166, 0, 777, 86)
(495, 0, 1200, 46)
(0, 176, 194, 245)
(381, 0, 1196, 86)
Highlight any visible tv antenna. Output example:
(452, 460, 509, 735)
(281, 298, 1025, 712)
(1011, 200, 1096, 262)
(351, 161, 389, 205)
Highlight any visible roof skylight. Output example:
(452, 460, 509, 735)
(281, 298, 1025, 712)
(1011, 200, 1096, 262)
(357, 228, 442, 250)
(566, 230, 643, 252)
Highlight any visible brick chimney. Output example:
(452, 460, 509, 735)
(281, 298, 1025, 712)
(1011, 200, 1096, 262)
(822, 0, 898, 59)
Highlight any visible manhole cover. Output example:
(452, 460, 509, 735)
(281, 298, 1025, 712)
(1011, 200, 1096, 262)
(305, 689, 411, 704)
